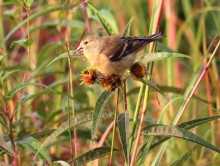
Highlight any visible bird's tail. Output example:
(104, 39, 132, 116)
(145, 32, 164, 42)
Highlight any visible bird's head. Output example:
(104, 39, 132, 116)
(75, 36, 96, 53)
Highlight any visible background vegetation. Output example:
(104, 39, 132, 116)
(0, 0, 220, 165)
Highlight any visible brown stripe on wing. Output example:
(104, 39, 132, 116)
(109, 42, 127, 61)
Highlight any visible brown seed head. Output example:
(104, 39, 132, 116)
(80, 68, 97, 85)
(130, 62, 146, 80)
(100, 74, 122, 92)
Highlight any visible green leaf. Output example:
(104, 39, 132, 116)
(17, 130, 55, 141)
(53, 160, 70, 166)
(99, 9, 119, 34)
(74, 147, 119, 166)
(150, 37, 220, 165)
(122, 17, 134, 37)
(0, 1, 20, 6)
(6, 82, 57, 99)
(26, 0, 33, 8)
(10, 38, 33, 48)
(92, 91, 114, 140)
(171, 145, 197, 166)
(17, 90, 58, 105)
(47, 50, 82, 66)
(0, 135, 15, 156)
(178, 116, 220, 129)
(2, 69, 20, 80)
(35, 19, 84, 32)
(139, 78, 164, 95)
(136, 52, 190, 64)
(137, 116, 220, 161)
(0, 130, 55, 156)
(117, 112, 130, 165)
(0, 53, 6, 65)
(17, 136, 51, 162)
(157, 85, 209, 104)
(142, 124, 220, 153)
(41, 112, 113, 147)
(14, 0, 24, 7)
(88, 4, 115, 35)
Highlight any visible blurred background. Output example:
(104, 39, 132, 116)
(0, 0, 220, 165)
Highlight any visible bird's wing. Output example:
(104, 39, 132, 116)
(100, 36, 125, 61)
(109, 32, 163, 61)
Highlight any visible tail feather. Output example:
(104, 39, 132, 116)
(121, 32, 164, 41)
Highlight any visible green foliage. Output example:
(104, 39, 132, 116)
(88, 3, 116, 35)
(74, 147, 120, 166)
(117, 112, 130, 165)
(10, 38, 33, 48)
(91, 91, 114, 140)
(1, 0, 220, 165)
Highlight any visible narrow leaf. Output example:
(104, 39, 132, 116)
(0, 135, 14, 156)
(117, 112, 130, 165)
(53, 160, 70, 166)
(88, 4, 115, 35)
(17, 136, 51, 162)
(47, 50, 75, 66)
(42, 112, 113, 147)
(178, 116, 220, 129)
(74, 147, 119, 166)
(2, 69, 20, 80)
(17, 89, 69, 105)
(10, 38, 33, 48)
(136, 52, 190, 64)
(171, 145, 197, 166)
(142, 125, 220, 153)
(122, 17, 134, 37)
(137, 116, 220, 160)
(6, 82, 57, 99)
(17, 130, 55, 141)
(139, 78, 164, 95)
(92, 91, 114, 140)
(26, 0, 34, 8)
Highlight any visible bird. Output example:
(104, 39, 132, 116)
(75, 32, 163, 76)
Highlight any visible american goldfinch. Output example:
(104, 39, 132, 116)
(76, 32, 163, 76)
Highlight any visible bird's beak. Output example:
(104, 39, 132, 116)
(75, 45, 84, 53)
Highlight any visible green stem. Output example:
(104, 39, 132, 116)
(129, 84, 145, 152)
(67, 42, 75, 160)
(109, 89, 120, 166)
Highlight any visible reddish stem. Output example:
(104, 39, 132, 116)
(82, 1, 92, 33)
(130, 109, 147, 166)
(94, 121, 114, 166)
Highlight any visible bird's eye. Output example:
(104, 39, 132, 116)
(84, 41, 88, 45)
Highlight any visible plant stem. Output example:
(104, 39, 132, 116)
(109, 89, 120, 166)
(129, 84, 145, 153)
(123, 80, 127, 112)
(66, 43, 75, 161)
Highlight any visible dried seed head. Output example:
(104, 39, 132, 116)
(130, 62, 145, 80)
(80, 68, 97, 85)
(100, 74, 122, 92)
